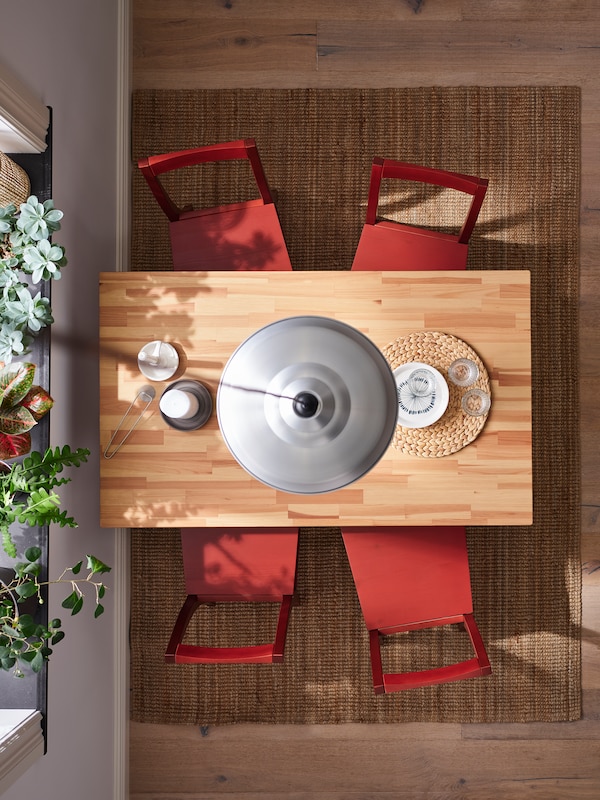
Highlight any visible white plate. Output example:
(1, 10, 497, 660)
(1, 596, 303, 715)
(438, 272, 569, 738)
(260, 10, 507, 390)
(393, 361, 449, 429)
(137, 341, 179, 381)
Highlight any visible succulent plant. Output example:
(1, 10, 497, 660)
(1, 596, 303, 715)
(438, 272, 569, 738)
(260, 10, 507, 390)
(0, 195, 67, 362)
(2, 284, 53, 333)
(14, 195, 63, 242)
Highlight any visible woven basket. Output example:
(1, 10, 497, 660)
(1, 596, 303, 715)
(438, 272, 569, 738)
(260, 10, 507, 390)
(0, 152, 30, 207)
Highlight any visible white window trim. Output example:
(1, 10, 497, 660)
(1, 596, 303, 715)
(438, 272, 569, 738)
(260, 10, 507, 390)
(0, 710, 44, 794)
(0, 63, 49, 153)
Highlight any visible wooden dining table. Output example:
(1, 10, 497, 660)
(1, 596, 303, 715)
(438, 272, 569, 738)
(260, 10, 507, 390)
(99, 270, 532, 529)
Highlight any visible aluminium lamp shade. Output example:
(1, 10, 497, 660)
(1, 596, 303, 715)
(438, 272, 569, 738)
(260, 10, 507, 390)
(217, 316, 398, 494)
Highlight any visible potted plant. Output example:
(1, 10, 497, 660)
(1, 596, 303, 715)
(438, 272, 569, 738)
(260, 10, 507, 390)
(0, 360, 53, 459)
(0, 546, 110, 677)
(0, 195, 66, 363)
(0, 444, 90, 558)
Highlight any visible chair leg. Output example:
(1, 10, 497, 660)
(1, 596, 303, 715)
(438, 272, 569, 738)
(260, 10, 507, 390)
(272, 594, 293, 663)
(369, 614, 491, 693)
(165, 594, 295, 665)
(462, 613, 492, 676)
(369, 629, 385, 695)
(165, 594, 201, 664)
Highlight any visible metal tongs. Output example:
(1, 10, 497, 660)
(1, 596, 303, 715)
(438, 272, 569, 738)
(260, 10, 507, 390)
(103, 386, 156, 459)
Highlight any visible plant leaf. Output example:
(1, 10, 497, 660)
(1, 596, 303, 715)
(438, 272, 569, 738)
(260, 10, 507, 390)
(21, 385, 53, 420)
(30, 650, 44, 672)
(17, 619, 37, 638)
(61, 590, 79, 610)
(1, 527, 16, 558)
(20, 650, 37, 663)
(94, 603, 105, 619)
(86, 555, 111, 575)
(0, 362, 35, 407)
(0, 431, 31, 459)
(0, 405, 37, 434)
(25, 546, 42, 562)
(70, 596, 84, 616)
(22, 562, 41, 577)
(21, 445, 90, 480)
(15, 582, 38, 600)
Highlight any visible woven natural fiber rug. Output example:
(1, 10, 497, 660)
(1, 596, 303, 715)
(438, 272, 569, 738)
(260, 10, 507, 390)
(129, 87, 581, 724)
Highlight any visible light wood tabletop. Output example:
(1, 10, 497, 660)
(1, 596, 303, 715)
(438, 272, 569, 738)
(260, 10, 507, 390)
(99, 270, 532, 529)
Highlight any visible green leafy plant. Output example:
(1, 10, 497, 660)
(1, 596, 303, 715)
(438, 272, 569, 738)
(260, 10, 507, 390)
(0, 196, 66, 363)
(0, 361, 53, 459)
(0, 547, 110, 677)
(0, 445, 90, 558)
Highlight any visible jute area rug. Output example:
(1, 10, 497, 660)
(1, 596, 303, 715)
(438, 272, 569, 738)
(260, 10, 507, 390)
(129, 87, 581, 724)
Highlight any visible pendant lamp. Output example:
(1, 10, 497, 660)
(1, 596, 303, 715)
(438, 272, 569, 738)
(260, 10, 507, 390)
(217, 316, 398, 494)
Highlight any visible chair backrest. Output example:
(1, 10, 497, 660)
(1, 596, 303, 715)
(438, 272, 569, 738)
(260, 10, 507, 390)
(138, 138, 274, 222)
(365, 158, 488, 244)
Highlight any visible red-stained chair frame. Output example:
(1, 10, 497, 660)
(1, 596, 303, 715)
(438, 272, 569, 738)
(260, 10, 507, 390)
(352, 158, 488, 271)
(165, 527, 299, 665)
(138, 138, 292, 271)
(341, 526, 491, 693)
(344, 163, 490, 692)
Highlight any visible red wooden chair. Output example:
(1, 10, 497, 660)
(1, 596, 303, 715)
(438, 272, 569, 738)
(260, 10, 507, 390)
(138, 138, 293, 271)
(351, 158, 488, 271)
(165, 527, 299, 664)
(341, 526, 491, 693)
(347, 162, 490, 693)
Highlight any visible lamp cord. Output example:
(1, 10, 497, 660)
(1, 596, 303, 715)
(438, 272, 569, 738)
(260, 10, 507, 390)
(219, 381, 316, 415)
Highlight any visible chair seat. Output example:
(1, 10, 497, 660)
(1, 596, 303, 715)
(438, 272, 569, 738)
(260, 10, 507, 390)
(342, 527, 474, 628)
(352, 221, 469, 271)
(181, 527, 298, 599)
(170, 201, 293, 271)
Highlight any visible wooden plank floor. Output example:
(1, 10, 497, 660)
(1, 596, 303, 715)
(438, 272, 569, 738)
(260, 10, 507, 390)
(130, 1, 600, 797)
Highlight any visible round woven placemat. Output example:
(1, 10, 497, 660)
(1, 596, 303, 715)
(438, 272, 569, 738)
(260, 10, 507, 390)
(383, 330, 491, 457)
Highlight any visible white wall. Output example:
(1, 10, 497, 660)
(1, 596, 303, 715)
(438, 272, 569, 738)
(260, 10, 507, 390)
(1, 1, 123, 798)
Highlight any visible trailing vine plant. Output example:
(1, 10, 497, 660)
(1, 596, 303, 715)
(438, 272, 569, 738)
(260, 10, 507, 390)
(0, 547, 110, 677)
